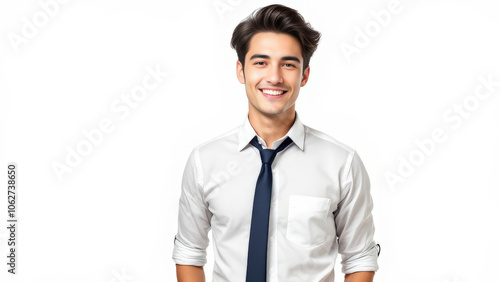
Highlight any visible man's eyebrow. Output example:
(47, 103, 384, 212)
(281, 56, 301, 63)
(249, 54, 301, 64)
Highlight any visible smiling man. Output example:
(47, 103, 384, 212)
(173, 4, 379, 282)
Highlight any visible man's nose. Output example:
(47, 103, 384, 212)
(266, 64, 284, 84)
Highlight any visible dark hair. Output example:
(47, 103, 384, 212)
(230, 4, 321, 73)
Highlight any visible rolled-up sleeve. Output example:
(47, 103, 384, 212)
(172, 148, 212, 266)
(334, 150, 379, 274)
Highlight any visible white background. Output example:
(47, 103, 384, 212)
(1, 0, 499, 281)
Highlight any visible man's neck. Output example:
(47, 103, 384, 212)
(248, 107, 295, 149)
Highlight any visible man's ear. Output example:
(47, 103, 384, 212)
(236, 60, 245, 84)
(300, 66, 310, 87)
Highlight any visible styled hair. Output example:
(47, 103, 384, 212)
(230, 4, 321, 73)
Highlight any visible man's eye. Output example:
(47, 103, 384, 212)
(254, 62, 265, 66)
(284, 63, 296, 68)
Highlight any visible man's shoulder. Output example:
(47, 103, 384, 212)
(303, 125, 361, 180)
(303, 124, 356, 156)
(191, 124, 241, 153)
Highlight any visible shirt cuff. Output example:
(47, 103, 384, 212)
(341, 243, 379, 274)
(172, 236, 207, 266)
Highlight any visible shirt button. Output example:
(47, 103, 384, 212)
(270, 236, 275, 242)
(269, 267, 275, 274)
(272, 169, 276, 174)
(271, 203, 276, 208)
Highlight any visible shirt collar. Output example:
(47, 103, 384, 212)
(237, 110, 305, 152)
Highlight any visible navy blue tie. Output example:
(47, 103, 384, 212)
(246, 135, 293, 282)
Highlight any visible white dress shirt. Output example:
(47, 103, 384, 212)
(172, 111, 379, 281)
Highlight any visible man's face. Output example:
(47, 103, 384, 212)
(237, 32, 310, 118)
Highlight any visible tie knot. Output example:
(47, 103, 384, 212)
(249, 136, 293, 164)
(260, 149, 277, 164)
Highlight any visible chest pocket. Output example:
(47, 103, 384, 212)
(286, 195, 331, 247)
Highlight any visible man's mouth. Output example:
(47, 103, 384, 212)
(259, 88, 288, 96)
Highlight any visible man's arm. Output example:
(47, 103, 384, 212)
(344, 271, 375, 282)
(335, 151, 379, 277)
(176, 265, 205, 282)
(172, 148, 213, 281)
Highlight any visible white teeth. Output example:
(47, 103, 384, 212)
(262, 89, 285, 95)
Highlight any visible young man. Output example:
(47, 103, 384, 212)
(173, 4, 379, 282)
